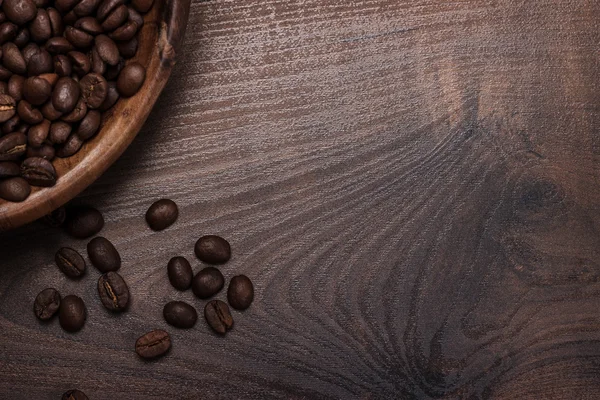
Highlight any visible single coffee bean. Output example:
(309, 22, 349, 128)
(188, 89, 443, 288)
(54, 54, 72, 77)
(195, 235, 231, 264)
(0, 22, 17, 45)
(95, 34, 119, 65)
(116, 61, 145, 97)
(145, 198, 178, 231)
(90, 46, 106, 74)
(163, 301, 197, 329)
(0, 176, 30, 201)
(29, 9, 51, 43)
(60, 96, 86, 122)
(17, 99, 43, 124)
(97, 0, 125, 21)
(127, 6, 143, 27)
(0, 93, 15, 122)
(97, 271, 129, 311)
(58, 294, 86, 332)
(131, 0, 153, 13)
(49, 120, 71, 143)
(0, 65, 12, 80)
(110, 21, 138, 42)
(22, 76, 51, 105)
(2, 42, 25, 74)
(135, 329, 171, 359)
(0, 131, 26, 160)
(27, 118, 50, 147)
(76, 109, 101, 139)
(192, 267, 224, 299)
(64, 205, 104, 238)
(26, 143, 55, 159)
(68, 51, 91, 77)
(55, 247, 86, 278)
(115, 36, 137, 59)
(26, 48, 52, 75)
(62, 389, 89, 400)
(45, 36, 74, 54)
(75, 17, 103, 35)
(2, 0, 37, 26)
(65, 26, 93, 49)
(73, 0, 102, 17)
(227, 275, 254, 310)
(56, 132, 83, 157)
(41, 205, 66, 226)
(52, 77, 79, 113)
(167, 256, 192, 291)
(204, 300, 233, 335)
(79, 72, 107, 108)
(20, 156, 56, 186)
(33, 287, 60, 320)
(101, 4, 128, 32)
(99, 80, 118, 110)
(7, 74, 23, 101)
(39, 72, 58, 87)
(87, 236, 121, 272)
(1, 113, 19, 133)
(0, 160, 19, 177)
(47, 8, 63, 37)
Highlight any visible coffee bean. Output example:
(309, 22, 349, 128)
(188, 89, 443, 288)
(111, 21, 138, 42)
(29, 9, 51, 43)
(145, 198, 178, 231)
(68, 50, 91, 77)
(227, 275, 254, 310)
(56, 132, 83, 157)
(0, 160, 19, 177)
(115, 36, 137, 58)
(26, 48, 52, 75)
(13, 27, 28, 47)
(97, 271, 129, 311)
(76, 110, 101, 140)
(80, 72, 107, 108)
(64, 205, 104, 238)
(26, 143, 55, 160)
(0, 65, 12, 80)
(195, 235, 231, 264)
(42, 205, 66, 226)
(0, 93, 15, 122)
(101, 4, 128, 32)
(20, 156, 56, 186)
(33, 287, 60, 320)
(47, 8, 63, 36)
(45, 36, 74, 54)
(116, 61, 145, 97)
(55, 0, 78, 13)
(127, 6, 143, 27)
(132, 0, 153, 13)
(99, 81, 118, 110)
(75, 17, 103, 35)
(0, 22, 17, 45)
(87, 236, 121, 272)
(163, 301, 197, 329)
(54, 54, 72, 76)
(58, 294, 86, 332)
(95, 34, 119, 66)
(97, 0, 124, 21)
(2, 42, 25, 74)
(52, 76, 79, 113)
(49, 120, 71, 143)
(2, 0, 37, 26)
(0, 131, 26, 160)
(167, 256, 192, 291)
(62, 389, 89, 400)
(204, 300, 233, 335)
(60, 96, 86, 122)
(104, 55, 123, 80)
(192, 267, 224, 299)
(135, 329, 171, 359)
(7, 74, 23, 101)
(90, 46, 106, 74)
(22, 76, 51, 105)
(0, 176, 29, 201)
(39, 72, 58, 87)
(55, 247, 86, 278)
(1, 113, 19, 133)
(27, 119, 50, 147)
(65, 26, 94, 49)
(17, 99, 43, 124)
(73, 0, 102, 17)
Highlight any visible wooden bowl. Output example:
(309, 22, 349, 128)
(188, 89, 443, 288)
(0, 0, 191, 231)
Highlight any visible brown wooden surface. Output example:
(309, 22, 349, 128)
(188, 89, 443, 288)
(1, 0, 599, 398)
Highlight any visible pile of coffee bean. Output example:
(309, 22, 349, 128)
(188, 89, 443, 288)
(0, 0, 152, 202)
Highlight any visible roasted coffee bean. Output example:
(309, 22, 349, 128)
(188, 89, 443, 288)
(62, 389, 89, 400)
(2, 42, 25, 74)
(97, 271, 129, 311)
(0, 65, 12, 80)
(95, 34, 119, 66)
(17, 99, 43, 124)
(7, 72, 22, 100)
(135, 329, 171, 359)
(45, 36, 74, 54)
(39, 72, 58, 87)
(64, 205, 104, 238)
(115, 36, 137, 58)
(0, 131, 26, 160)
(29, 9, 51, 43)
(61, 96, 86, 122)
(58, 294, 86, 332)
(80, 72, 107, 108)
(20, 156, 56, 186)
(204, 300, 233, 335)
(52, 77, 79, 113)
(76, 109, 100, 139)
(101, 4, 127, 31)
(27, 48, 52, 75)
(2, 0, 37, 26)
(54, 54, 72, 76)
(116, 61, 144, 97)
(0, 160, 19, 177)
(99, 80, 118, 110)
(0, 176, 29, 201)
(75, 17, 103, 35)
(0, 22, 17, 45)
(22, 43, 41, 63)
(1, 113, 19, 132)
(27, 118, 50, 146)
(56, 132, 83, 157)
(97, 0, 124, 21)
(69, 51, 91, 77)
(42, 205, 66, 226)
(167, 256, 192, 291)
(49, 120, 71, 143)
(87, 236, 121, 272)
(65, 26, 93, 49)
(73, 0, 102, 17)
(132, 0, 153, 13)
(33, 287, 61, 320)
(0, 93, 16, 122)
(110, 21, 137, 42)
(227, 275, 254, 310)
(127, 6, 143, 27)
(90, 46, 106, 74)
(163, 301, 197, 329)
(22, 76, 51, 105)
(192, 267, 224, 299)
(195, 235, 231, 264)
(104, 56, 123, 80)
(55, 247, 86, 278)
(145, 198, 177, 231)
(55, 0, 78, 13)
(47, 8, 63, 36)
(26, 143, 55, 159)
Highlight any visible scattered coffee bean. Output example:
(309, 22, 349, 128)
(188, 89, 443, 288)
(79, 72, 107, 109)
(167, 256, 192, 291)
(33, 287, 60, 320)
(55, 247, 86, 278)
(163, 301, 197, 329)
(42, 205, 66, 227)
(195, 235, 231, 264)
(52, 76, 79, 113)
(97, 271, 129, 311)
(58, 294, 86, 332)
(22, 76, 51, 105)
(204, 300, 233, 335)
(227, 275, 254, 310)
(116, 61, 145, 97)
(20, 156, 57, 187)
(0, 93, 16, 122)
(145, 198, 178, 231)
(62, 389, 89, 400)
(192, 267, 224, 299)
(76, 110, 101, 139)
(0, 160, 19, 178)
(2, 0, 37, 26)
(64, 205, 104, 238)
(135, 329, 171, 359)
(87, 236, 121, 272)
(0, 131, 26, 160)
(0, 176, 30, 201)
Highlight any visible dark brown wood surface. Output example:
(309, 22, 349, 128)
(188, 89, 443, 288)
(1, 0, 599, 398)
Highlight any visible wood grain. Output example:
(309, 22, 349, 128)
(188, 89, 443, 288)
(1, 0, 599, 398)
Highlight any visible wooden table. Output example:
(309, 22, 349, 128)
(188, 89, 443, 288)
(1, 0, 599, 398)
